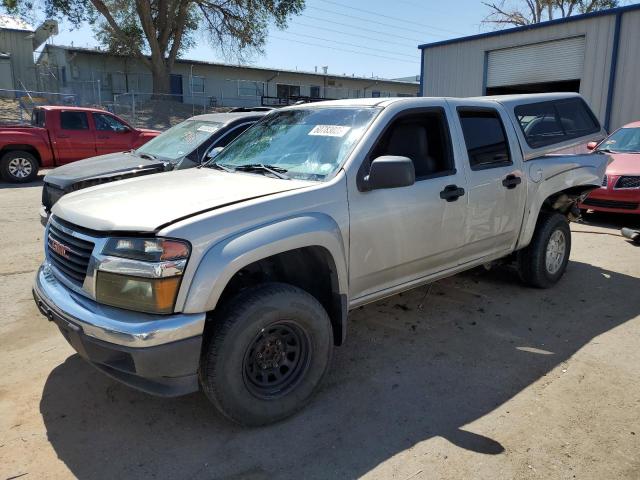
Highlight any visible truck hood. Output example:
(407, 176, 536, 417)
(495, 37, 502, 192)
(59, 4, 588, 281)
(44, 152, 168, 190)
(52, 168, 314, 232)
(605, 153, 640, 175)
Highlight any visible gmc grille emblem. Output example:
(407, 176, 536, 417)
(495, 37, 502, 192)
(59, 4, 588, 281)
(50, 238, 69, 259)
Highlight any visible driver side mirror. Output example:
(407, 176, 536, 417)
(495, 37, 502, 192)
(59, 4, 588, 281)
(587, 141, 598, 150)
(360, 156, 415, 192)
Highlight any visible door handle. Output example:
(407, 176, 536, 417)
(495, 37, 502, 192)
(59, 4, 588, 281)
(502, 174, 522, 189)
(58, 134, 70, 139)
(439, 184, 465, 202)
(97, 135, 110, 139)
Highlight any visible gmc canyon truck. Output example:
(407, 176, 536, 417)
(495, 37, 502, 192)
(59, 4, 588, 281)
(0, 106, 159, 183)
(33, 93, 608, 426)
(39, 110, 268, 225)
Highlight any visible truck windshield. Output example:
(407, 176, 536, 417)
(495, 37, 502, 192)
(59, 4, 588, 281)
(597, 127, 640, 153)
(136, 119, 223, 161)
(207, 107, 381, 181)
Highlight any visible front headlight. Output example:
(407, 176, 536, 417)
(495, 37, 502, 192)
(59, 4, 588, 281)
(96, 237, 190, 314)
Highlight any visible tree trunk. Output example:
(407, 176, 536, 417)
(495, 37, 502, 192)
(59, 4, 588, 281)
(150, 60, 171, 98)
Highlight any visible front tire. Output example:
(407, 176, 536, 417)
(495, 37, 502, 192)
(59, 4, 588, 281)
(0, 151, 39, 183)
(517, 212, 571, 288)
(199, 283, 333, 426)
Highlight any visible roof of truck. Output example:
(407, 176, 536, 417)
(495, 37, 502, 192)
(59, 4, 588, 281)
(36, 105, 113, 114)
(286, 92, 584, 109)
(189, 111, 269, 124)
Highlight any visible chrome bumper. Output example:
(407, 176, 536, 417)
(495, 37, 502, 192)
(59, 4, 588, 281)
(33, 263, 206, 348)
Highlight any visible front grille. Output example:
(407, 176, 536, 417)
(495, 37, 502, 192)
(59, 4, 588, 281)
(42, 183, 66, 210)
(47, 218, 95, 285)
(615, 176, 640, 189)
(582, 198, 639, 210)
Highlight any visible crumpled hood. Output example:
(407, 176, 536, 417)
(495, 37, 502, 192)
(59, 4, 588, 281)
(44, 151, 168, 190)
(606, 153, 640, 176)
(52, 168, 313, 232)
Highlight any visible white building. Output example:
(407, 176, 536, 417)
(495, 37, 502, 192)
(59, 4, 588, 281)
(419, 4, 640, 131)
(36, 44, 419, 108)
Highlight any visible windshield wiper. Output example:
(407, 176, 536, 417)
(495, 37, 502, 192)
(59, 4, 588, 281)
(207, 162, 234, 172)
(138, 152, 157, 161)
(234, 163, 290, 180)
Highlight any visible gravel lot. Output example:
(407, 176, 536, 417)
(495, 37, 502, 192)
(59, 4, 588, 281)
(0, 175, 639, 480)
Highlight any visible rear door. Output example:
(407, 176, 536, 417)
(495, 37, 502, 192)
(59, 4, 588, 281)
(53, 111, 97, 164)
(93, 112, 135, 155)
(449, 100, 526, 262)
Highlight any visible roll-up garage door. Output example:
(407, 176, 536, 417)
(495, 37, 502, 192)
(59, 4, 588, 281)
(486, 36, 585, 88)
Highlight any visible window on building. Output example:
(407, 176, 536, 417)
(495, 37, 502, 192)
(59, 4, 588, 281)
(369, 109, 454, 179)
(60, 66, 67, 87)
(310, 86, 321, 98)
(515, 98, 600, 148)
(277, 84, 301, 98)
(191, 75, 205, 94)
(238, 80, 262, 97)
(371, 91, 381, 98)
(60, 111, 89, 130)
(458, 109, 511, 170)
(93, 113, 129, 132)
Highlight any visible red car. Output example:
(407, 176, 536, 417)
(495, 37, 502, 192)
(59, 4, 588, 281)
(0, 106, 159, 183)
(580, 121, 640, 214)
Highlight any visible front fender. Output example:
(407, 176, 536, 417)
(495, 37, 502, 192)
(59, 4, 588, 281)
(181, 213, 348, 314)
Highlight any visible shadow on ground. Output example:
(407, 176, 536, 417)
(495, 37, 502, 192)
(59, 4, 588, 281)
(40, 261, 640, 479)
(0, 175, 45, 189)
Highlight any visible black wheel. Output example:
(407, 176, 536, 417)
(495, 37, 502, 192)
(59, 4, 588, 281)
(199, 282, 333, 426)
(517, 212, 571, 288)
(0, 151, 38, 183)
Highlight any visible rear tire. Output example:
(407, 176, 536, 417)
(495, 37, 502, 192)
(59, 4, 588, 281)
(199, 282, 333, 427)
(517, 212, 571, 288)
(0, 151, 38, 183)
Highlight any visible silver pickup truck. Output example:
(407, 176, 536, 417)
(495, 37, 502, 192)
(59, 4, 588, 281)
(33, 93, 608, 426)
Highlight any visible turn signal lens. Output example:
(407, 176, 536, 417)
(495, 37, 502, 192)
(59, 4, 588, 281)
(96, 271, 182, 314)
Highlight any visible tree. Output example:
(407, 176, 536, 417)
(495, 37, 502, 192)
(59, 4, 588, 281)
(483, 0, 619, 27)
(3, 0, 305, 94)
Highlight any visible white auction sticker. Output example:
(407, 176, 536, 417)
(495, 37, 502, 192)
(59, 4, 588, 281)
(308, 125, 351, 137)
(197, 125, 219, 133)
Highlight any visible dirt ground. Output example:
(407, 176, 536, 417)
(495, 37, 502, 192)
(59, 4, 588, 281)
(0, 175, 639, 480)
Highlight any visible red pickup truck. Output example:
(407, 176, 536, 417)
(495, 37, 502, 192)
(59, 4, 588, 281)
(0, 106, 159, 183)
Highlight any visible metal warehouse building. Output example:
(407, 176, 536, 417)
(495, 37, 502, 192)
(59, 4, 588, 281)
(419, 4, 640, 131)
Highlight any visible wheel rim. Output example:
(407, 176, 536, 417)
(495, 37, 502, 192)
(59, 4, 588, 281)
(243, 321, 311, 399)
(545, 229, 566, 275)
(7, 157, 33, 179)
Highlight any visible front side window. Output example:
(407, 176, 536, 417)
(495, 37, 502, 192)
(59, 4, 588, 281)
(209, 107, 381, 181)
(93, 113, 128, 132)
(459, 109, 512, 170)
(369, 110, 454, 179)
(60, 111, 89, 130)
(136, 119, 223, 162)
(515, 98, 600, 148)
(597, 127, 640, 153)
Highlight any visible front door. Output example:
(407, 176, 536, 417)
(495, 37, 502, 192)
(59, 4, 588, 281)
(93, 112, 135, 155)
(348, 104, 469, 302)
(170, 74, 183, 102)
(54, 110, 96, 164)
(450, 102, 526, 262)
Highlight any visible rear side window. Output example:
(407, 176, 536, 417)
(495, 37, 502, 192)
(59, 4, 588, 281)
(515, 98, 600, 148)
(458, 109, 511, 170)
(31, 109, 45, 127)
(60, 111, 89, 130)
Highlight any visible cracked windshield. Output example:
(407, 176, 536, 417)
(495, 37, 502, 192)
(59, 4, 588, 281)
(137, 119, 223, 161)
(208, 107, 381, 181)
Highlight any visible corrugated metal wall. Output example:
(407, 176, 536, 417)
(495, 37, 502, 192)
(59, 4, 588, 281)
(421, 15, 617, 125)
(0, 29, 36, 90)
(609, 9, 640, 130)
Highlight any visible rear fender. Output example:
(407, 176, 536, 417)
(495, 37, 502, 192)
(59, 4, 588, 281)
(516, 153, 610, 249)
(181, 213, 348, 314)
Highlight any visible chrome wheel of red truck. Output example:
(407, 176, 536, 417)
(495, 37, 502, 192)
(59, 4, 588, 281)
(1, 151, 38, 183)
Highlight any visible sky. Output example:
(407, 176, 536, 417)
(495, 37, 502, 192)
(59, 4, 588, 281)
(25, 0, 491, 80)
